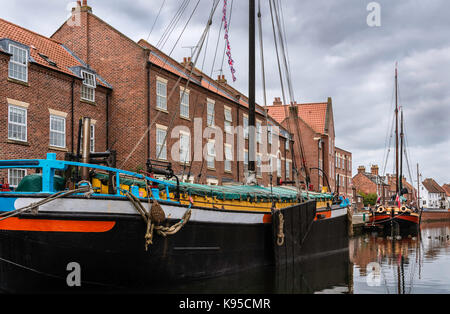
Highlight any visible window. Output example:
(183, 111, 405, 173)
(243, 115, 249, 139)
(90, 124, 95, 153)
(224, 107, 233, 134)
(285, 138, 289, 150)
(8, 169, 27, 188)
(244, 150, 249, 171)
(49, 115, 66, 148)
(286, 160, 291, 179)
(179, 132, 190, 163)
(8, 44, 28, 82)
(207, 140, 216, 169)
(156, 78, 167, 110)
(156, 127, 167, 160)
(256, 121, 262, 144)
(81, 71, 96, 102)
(180, 88, 190, 118)
(224, 144, 232, 172)
(268, 125, 273, 145)
(257, 154, 262, 177)
(80, 124, 95, 153)
(207, 99, 215, 127)
(8, 105, 27, 142)
(277, 158, 282, 178)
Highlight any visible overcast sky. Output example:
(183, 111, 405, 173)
(2, 0, 449, 185)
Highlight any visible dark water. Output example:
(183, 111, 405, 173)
(153, 221, 450, 294)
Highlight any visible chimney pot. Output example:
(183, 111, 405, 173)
(358, 166, 366, 174)
(82, 0, 87, 6)
(371, 165, 379, 176)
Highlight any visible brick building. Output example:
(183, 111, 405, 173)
(0, 17, 111, 188)
(335, 146, 352, 201)
(352, 165, 389, 202)
(50, 1, 293, 187)
(352, 164, 416, 205)
(267, 97, 344, 193)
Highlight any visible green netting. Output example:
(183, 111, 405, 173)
(16, 174, 66, 192)
(92, 172, 332, 202)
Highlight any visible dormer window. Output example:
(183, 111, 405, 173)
(81, 70, 96, 102)
(8, 44, 28, 82)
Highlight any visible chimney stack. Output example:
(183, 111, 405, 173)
(371, 165, 379, 176)
(273, 97, 282, 106)
(217, 74, 227, 84)
(358, 166, 366, 174)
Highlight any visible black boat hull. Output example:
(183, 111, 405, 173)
(273, 201, 349, 266)
(0, 199, 348, 293)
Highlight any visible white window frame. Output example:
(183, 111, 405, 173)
(224, 144, 233, 173)
(180, 87, 190, 119)
(8, 104, 27, 142)
(81, 70, 96, 102)
(257, 154, 262, 177)
(286, 159, 291, 179)
(156, 125, 168, 160)
(268, 125, 273, 145)
(207, 99, 215, 127)
(8, 168, 27, 188)
(49, 114, 66, 149)
(90, 124, 95, 153)
(8, 44, 28, 82)
(277, 156, 282, 178)
(243, 114, 249, 139)
(224, 106, 233, 134)
(244, 149, 249, 171)
(179, 131, 191, 163)
(207, 140, 216, 169)
(256, 120, 262, 144)
(156, 77, 168, 111)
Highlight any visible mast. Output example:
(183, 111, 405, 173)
(247, 0, 257, 180)
(395, 65, 399, 194)
(399, 109, 404, 193)
(416, 163, 420, 209)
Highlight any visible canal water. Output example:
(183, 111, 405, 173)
(151, 221, 450, 294)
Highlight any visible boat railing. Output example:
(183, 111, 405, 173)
(0, 153, 179, 204)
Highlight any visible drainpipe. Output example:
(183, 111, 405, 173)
(106, 90, 110, 150)
(81, 117, 91, 180)
(147, 61, 152, 160)
(71, 79, 75, 153)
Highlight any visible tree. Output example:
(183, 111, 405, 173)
(359, 191, 378, 207)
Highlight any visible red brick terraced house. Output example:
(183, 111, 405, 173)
(352, 165, 390, 205)
(335, 146, 353, 202)
(0, 17, 112, 189)
(51, 1, 294, 187)
(267, 97, 342, 193)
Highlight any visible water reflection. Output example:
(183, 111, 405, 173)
(351, 222, 450, 294)
(148, 250, 352, 294)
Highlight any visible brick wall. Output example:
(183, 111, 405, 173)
(0, 52, 108, 184)
(52, 8, 292, 187)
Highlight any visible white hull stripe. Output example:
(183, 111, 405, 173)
(14, 198, 266, 225)
(330, 208, 348, 219)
